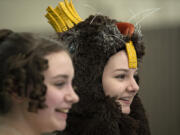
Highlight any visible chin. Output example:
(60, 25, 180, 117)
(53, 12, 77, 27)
(55, 121, 67, 131)
(122, 106, 131, 114)
(46, 119, 67, 132)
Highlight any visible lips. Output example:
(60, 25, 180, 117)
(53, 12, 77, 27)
(55, 108, 69, 120)
(55, 108, 69, 113)
(118, 97, 133, 105)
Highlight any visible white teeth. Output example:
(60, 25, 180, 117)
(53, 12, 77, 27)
(55, 108, 69, 113)
(120, 97, 130, 101)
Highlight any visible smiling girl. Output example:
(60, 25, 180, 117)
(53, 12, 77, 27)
(55, 15, 150, 135)
(0, 29, 79, 135)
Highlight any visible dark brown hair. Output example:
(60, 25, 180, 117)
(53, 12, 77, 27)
(0, 29, 67, 114)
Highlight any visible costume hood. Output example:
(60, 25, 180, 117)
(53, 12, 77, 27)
(57, 15, 150, 135)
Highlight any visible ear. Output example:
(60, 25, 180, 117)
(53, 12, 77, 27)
(116, 22, 135, 36)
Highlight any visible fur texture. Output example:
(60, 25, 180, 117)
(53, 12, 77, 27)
(56, 15, 150, 135)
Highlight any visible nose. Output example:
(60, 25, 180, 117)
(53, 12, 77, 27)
(127, 77, 139, 93)
(65, 85, 79, 104)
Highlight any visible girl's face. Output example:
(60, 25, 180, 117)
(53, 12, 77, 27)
(24, 51, 79, 133)
(102, 50, 139, 114)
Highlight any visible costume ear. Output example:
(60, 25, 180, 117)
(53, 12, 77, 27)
(116, 22, 134, 36)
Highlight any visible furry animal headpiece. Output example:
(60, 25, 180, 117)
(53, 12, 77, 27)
(55, 16, 145, 115)
(45, 3, 150, 135)
(59, 15, 145, 82)
(45, 0, 146, 114)
(45, 0, 144, 69)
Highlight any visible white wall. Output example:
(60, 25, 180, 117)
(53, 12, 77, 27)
(0, 0, 180, 33)
(0, 1, 180, 135)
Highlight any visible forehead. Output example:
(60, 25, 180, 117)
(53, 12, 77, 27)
(44, 51, 74, 78)
(106, 50, 128, 69)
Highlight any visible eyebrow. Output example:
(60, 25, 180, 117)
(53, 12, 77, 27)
(52, 74, 69, 79)
(113, 68, 138, 73)
(113, 69, 129, 73)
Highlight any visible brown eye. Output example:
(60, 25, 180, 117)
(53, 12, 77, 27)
(54, 82, 65, 88)
(115, 74, 126, 80)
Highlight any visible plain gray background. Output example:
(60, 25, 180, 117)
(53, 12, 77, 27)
(140, 27, 180, 135)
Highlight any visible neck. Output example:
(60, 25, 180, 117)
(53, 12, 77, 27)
(0, 107, 41, 135)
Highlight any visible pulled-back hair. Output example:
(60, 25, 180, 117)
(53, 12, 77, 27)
(0, 29, 66, 114)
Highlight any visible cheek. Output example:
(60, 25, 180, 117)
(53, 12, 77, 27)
(45, 88, 64, 108)
(102, 79, 125, 97)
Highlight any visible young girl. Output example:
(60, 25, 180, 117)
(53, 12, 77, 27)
(0, 29, 79, 135)
(56, 15, 150, 135)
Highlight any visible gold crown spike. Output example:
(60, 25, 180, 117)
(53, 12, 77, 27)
(125, 41, 137, 68)
(45, 0, 82, 32)
(46, 6, 68, 32)
(55, 6, 74, 29)
(64, 0, 78, 19)
(69, 0, 83, 22)
(58, 2, 79, 24)
(45, 12, 62, 32)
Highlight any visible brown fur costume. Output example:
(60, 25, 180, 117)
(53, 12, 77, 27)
(56, 15, 150, 135)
